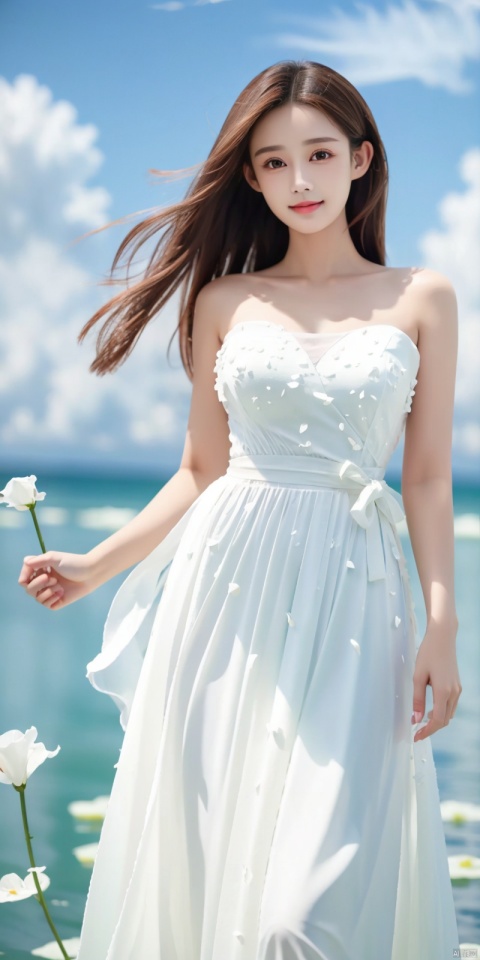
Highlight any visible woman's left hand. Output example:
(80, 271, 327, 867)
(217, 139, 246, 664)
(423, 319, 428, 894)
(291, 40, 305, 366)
(411, 619, 462, 742)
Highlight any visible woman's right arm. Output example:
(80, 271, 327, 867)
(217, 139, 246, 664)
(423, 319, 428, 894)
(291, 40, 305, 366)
(18, 280, 232, 610)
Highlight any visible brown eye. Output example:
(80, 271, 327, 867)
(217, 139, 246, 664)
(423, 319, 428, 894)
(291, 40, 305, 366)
(263, 150, 332, 170)
(264, 158, 285, 169)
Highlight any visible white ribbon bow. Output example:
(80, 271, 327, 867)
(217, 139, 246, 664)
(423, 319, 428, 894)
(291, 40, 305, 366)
(339, 459, 405, 581)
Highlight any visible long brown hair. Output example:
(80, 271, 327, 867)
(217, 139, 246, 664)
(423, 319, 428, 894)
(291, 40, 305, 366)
(78, 60, 389, 379)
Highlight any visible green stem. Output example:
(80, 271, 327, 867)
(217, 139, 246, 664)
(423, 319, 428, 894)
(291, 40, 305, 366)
(15, 784, 70, 960)
(28, 505, 47, 554)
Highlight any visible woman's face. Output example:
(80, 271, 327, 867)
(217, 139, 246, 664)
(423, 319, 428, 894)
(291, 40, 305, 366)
(243, 102, 373, 234)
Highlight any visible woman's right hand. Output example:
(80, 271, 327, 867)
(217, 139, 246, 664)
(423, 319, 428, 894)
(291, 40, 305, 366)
(18, 551, 101, 610)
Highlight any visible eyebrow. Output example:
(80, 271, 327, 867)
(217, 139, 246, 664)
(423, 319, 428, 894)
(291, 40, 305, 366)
(253, 137, 340, 158)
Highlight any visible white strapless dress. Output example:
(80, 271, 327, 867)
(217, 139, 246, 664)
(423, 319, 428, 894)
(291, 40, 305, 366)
(76, 321, 459, 959)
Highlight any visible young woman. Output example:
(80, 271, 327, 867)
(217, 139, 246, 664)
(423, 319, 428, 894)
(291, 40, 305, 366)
(19, 60, 461, 958)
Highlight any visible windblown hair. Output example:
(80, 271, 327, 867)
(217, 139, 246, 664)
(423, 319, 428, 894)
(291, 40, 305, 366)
(78, 60, 389, 378)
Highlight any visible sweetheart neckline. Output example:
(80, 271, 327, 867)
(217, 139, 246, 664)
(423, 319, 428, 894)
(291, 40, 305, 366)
(218, 320, 420, 365)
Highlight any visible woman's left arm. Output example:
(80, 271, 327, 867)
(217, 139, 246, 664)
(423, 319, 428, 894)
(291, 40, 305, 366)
(401, 268, 462, 743)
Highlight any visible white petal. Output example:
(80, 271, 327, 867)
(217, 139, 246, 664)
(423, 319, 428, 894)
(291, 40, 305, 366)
(31, 937, 81, 958)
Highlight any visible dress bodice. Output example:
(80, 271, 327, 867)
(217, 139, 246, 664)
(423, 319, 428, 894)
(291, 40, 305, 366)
(213, 321, 420, 470)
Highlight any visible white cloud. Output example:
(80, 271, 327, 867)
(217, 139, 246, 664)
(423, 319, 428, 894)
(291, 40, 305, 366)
(0, 75, 191, 469)
(269, 0, 480, 94)
(417, 146, 480, 467)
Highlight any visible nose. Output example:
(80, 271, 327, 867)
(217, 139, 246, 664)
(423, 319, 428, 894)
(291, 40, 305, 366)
(291, 162, 314, 193)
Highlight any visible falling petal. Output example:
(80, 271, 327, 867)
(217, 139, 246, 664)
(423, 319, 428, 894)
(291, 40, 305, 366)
(266, 725, 286, 749)
(346, 560, 355, 569)
(394, 615, 402, 627)
(286, 612, 295, 627)
(347, 437, 362, 450)
(350, 639, 361, 654)
(313, 391, 334, 404)
(227, 582, 240, 594)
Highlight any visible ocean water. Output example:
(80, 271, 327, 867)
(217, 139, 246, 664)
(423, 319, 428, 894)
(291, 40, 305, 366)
(0, 472, 479, 956)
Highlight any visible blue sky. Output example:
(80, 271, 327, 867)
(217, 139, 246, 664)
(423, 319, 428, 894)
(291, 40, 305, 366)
(0, 0, 479, 478)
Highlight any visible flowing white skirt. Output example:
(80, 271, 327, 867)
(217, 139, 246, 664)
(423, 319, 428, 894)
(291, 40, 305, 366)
(77, 461, 459, 959)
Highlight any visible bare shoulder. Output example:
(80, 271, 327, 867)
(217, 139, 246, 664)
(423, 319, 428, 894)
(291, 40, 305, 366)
(399, 267, 458, 372)
(407, 266, 457, 308)
(409, 266, 457, 297)
(194, 273, 255, 342)
(407, 267, 458, 340)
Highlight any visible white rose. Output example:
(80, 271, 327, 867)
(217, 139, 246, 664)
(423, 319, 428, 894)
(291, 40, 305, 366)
(0, 727, 60, 787)
(0, 475, 46, 511)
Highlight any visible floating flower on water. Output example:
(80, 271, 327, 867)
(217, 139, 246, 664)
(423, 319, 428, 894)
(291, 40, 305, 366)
(441, 800, 480, 824)
(0, 727, 60, 787)
(448, 854, 480, 879)
(31, 937, 81, 958)
(72, 842, 99, 867)
(0, 869, 50, 902)
(67, 796, 110, 822)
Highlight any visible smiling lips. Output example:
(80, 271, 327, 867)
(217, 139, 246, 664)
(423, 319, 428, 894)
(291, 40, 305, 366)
(289, 201, 324, 212)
